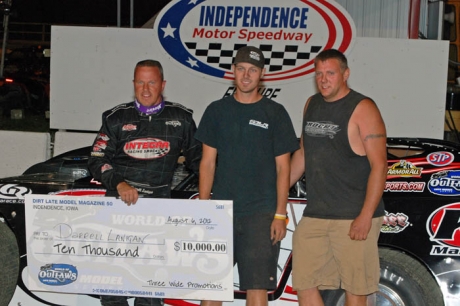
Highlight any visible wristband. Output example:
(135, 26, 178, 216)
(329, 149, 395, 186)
(274, 213, 287, 220)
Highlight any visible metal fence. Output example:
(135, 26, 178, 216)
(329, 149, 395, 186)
(0, 22, 51, 47)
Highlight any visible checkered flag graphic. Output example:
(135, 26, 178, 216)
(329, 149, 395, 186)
(185, 42, 322, 72)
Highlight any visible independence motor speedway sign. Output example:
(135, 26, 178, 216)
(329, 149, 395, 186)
(154, 0, 355, 84)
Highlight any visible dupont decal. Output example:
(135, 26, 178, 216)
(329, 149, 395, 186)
(387, 160, 423, 177)
(427, 203, 460, 255)
(0, 184, 31, 200)
(155, 0, 355, 83)
(38, 264, 78, 286)
(124, 138, 170, 159)
(427, 151, 455, 167)
(428, 170, 460, 196)
(384, 181, 425, 192)
(381, 211, 410, 233)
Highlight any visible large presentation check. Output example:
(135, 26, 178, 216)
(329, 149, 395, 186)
(24, 194, 233, 301)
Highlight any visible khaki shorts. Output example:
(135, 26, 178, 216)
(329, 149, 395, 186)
(292, 216, 383, 295)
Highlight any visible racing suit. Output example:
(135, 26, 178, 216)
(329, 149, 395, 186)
(88, 101, 201, 198)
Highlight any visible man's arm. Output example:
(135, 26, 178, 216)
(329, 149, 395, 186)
(199, 143, 217, 200)
(271, 152, 291, 244)
(87, 113, 138, 205)
(349, 99, 387, 240)
(183, 116, 202, 174)
(290, 136, 304, 187)
(289, 98, 310, 187)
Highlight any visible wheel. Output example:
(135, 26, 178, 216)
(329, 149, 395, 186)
(320, 248, 444, 306)
(0, 220, 19, 305)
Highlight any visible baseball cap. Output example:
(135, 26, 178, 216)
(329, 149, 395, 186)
(233, 46, 265, 69)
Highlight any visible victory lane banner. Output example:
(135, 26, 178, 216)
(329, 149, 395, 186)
(24, 194, 233, 301)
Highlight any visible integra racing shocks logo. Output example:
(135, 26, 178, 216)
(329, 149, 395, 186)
(124, 138, 171, 159)
(38, 264, 78, 286)
(154, 0, 355, 83)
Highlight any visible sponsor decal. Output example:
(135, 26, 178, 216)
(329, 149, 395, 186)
(38, 263, 78, 286)
(305, 121, 340, 139)
(122, 124, 137, 131)
(384, 181, 425, 192)
(428, 170, 460, 196)
(124, 138, 170, 159)
(93, 139, 108, 152)
(95, 140, 107, 150)
(155, 0, 355, 83)
(0, 184, 31, 199)
(189, 192, 200, 199)
(91, 152, 105, 157)
(381, 211, 410, 233)
(249, 119, 269, 129)
(166, 120, 182, 127)
(427, 202, 460, 255)
(90, 178, 103, 186)
(224, 86, 281, 99)
(72, 170, 88, 178)
(387, 160, 423, 177)
(97, 133, 110, 141)
(50, 189, 106, 196)
(101, 164, 113, 173)
(427, 151, 455, 167)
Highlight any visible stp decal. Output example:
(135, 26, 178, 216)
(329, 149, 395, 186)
(427, 203, 460, 255)
(124, 138, 171, 159)
(427, 151, 455, 167)
(155, 0, 355, 83)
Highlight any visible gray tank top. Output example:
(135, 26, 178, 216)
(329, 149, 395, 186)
(302, 90, 384, 219)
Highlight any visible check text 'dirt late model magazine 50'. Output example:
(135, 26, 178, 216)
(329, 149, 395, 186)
(0, 137, 460, 306)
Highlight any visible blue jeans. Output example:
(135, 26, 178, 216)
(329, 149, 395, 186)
(100, 296, 163, 306)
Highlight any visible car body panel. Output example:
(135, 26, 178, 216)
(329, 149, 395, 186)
(1, 138, 460, 305)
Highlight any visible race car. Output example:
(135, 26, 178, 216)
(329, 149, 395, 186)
(0, 137, 459, 306)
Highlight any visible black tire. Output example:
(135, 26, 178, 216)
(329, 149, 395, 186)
(0, 221, 19, 305)
(321, 248, 444, 306)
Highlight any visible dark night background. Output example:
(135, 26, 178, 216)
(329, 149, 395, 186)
(10, 0, 171, 27)
(0, 1, 173, 121)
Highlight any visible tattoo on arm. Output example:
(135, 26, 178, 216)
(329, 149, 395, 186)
(364, 134, 385, 142)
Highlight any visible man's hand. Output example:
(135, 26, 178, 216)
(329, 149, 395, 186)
(116, 182, 139, 206)
(270, 219, 287, 245)
(349, 214, 372, 240)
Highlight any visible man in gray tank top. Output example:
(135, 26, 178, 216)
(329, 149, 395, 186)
(289, 49, 387, 306)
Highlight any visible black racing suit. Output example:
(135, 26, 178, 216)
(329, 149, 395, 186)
(88, 101, 201, 198)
